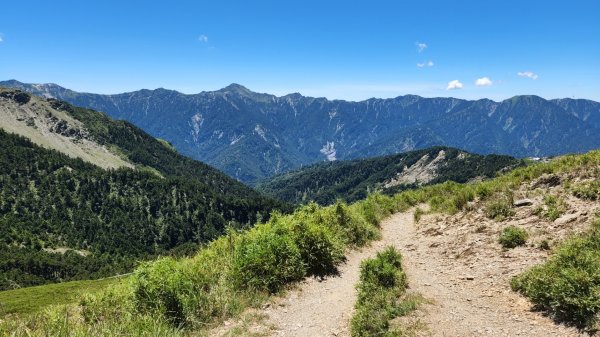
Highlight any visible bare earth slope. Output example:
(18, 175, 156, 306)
(0, 88, 132, 169)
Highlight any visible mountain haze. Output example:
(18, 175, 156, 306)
(3, 80, 600, 183)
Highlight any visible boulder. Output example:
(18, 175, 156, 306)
(532, 174, 561, 188)
(513, 199, 534, 207)
(554, 213, 578, 225)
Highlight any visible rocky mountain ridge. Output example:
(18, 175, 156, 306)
(3, 80, 599, 183)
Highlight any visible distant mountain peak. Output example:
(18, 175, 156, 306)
(219, 83, 252, 94)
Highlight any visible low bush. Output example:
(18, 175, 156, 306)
(486, 196, 515, 220)
(233, 222, 306, 293)
(284, 209, 345, 277)
(351, 247, 414, 337)
(331, 201, 380, 247)
(413, 207, 424, 223)
(131, 257, 192, 324)
(511, 218, 600, 328)
(499, 226, 528, 248)
(541, 195, 566, 221)
(571, 181, 600, 200)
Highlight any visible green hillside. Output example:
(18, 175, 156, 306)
(256, 147, 524, 205)
(0, 92, 288, 290)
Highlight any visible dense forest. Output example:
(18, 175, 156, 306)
(0, 115, 287, 289)
(256, 147, 524, 205)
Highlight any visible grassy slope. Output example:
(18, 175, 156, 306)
(1, 149, 598, 336)
(0, 277, 125, 316)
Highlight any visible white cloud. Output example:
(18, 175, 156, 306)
(446, 80, 463, 90)
(416, 60, 434, 68)
(416, 42, 427, 53)
(0, 34, 3, 42)
(475, 77, 493, 87)
(198, 34, 208, 43)
(517, 71, 538, 80)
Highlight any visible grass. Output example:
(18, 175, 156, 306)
(0, 195, 402, 336)
(2, 149, 599, 336)
(571, 181, 600, 201)
(498, 226, 528, 248)
(350, 246, 422, 337)
(512, 216, 600, 329)
(0, 276, 124, 317)
(539, 195, 566, 221)
(413, 207, 424, 223)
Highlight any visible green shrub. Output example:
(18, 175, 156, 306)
(499, 226, 528, 248)
(452, 188, 475, 211)
(475, 183, 492, 199)
(358, 247, 405, 293)
(130, 257, 193, 324)
(332, 201, 380, 247)
(413, 207, 424, 223)
(284, 212, 345, 277)
(512, 219, 600, 328)
(486, 198, 515, 220)
(232, 222, 306, 293)
(541, 195, 566, 221)
(571, 181, 600, 200)
(351, 247, 412, 337)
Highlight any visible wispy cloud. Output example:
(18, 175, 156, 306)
(475, 77, 493, 87)
(198, 34, 208, 43)
(416, 60, 434, 68)
(416, 42, 427, 53)
(446, 80, 463, 90)
(517, 71, 538, 80)
(0, 34, 3, 42)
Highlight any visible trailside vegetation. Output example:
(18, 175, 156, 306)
(350, 246, 421, 337)
(511, 215, 600, 329)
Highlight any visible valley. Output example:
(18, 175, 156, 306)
(2, 2, 599, 336)
(0, 89, 286, 290)
(1, 137, 598, 336)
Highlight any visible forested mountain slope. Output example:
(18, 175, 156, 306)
(256, 147, 523, 205)
(0, 89, 287, 290)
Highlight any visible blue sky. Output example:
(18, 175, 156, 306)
(1, 0, 599, 101)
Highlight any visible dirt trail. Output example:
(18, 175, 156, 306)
(213, 205, 588, 337)
(260, 212, 416, 337)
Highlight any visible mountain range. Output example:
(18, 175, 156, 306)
(2, 80, 600, 183)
